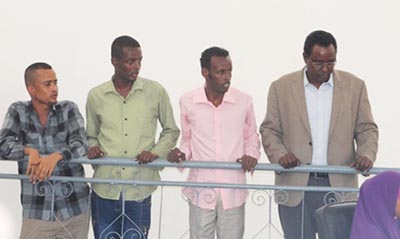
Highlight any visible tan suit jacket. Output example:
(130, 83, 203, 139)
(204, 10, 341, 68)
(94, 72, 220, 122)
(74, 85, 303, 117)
(260, 68, 378, 206)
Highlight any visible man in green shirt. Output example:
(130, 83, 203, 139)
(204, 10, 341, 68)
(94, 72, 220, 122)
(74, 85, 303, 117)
(86, 35, 180, 239)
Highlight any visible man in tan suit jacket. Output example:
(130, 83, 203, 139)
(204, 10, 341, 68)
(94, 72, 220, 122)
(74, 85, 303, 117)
(260, 30, 378, 239)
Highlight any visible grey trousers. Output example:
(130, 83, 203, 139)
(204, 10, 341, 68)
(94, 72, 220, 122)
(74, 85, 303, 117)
(20, 211, 90, 239)
(278, 176, 333, 239)
(189, 196, 245, 239)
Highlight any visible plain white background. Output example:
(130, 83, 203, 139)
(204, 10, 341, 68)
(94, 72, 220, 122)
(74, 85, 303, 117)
(1, 0, 400, 238)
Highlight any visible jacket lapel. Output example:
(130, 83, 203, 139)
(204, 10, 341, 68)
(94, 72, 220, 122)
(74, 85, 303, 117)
(328, 70, 345, 137)
(290, 70, 312, 138)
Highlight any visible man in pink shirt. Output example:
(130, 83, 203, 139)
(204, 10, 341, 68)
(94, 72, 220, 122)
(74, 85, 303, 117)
(168, 47, 260, 239)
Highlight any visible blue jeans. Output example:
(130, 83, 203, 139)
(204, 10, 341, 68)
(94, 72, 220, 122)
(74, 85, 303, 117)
(91, 191, 151, 239)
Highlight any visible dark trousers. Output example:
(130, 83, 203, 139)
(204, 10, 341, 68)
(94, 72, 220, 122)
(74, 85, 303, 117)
(278, 175, 333, 239)
(91, 191, 151, 239)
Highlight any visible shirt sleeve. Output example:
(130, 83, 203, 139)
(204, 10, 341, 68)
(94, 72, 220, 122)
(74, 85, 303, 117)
(354, 81, 379, 162)
(85, 90, 101, 148)
(0, 104, 25, 160)
(259, 82, 289, 163)
(243, 97, 261, 159)
(178, 97, 192, 160)
(58, 102, 88, 165)
(150, 87, 180, 159)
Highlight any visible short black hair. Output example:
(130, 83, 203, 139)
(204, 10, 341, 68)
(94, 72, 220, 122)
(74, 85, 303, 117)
(200, 46, 229, 69)
(111, 35, 141, 59)
(303, 30, 337, 56)
(24, 62, 52, 86)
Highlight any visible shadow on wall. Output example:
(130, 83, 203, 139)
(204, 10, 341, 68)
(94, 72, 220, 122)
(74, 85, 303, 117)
(0, 199, 19, 238)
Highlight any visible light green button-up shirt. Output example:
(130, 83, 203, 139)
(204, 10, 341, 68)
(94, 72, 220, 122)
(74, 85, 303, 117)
(86, 78, 179, 200)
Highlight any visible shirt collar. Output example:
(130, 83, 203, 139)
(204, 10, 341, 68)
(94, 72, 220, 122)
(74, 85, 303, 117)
(103, 77, 144, 94)
(27, 101, 58, 114)
(193, 86, 235, 104)
(303, 68, 334, 87)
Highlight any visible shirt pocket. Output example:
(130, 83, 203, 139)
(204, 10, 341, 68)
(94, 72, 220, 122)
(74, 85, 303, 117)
(55, 131, 68, 142)
(139, 109, 158, 138)
(25, 132, 40, 146)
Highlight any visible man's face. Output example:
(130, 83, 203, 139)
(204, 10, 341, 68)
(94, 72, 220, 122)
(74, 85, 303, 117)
(112, 47, 142, 82)
(304, 44, 336, 85)
(203, 56, 232, 94)
(27, 69, 58, 106)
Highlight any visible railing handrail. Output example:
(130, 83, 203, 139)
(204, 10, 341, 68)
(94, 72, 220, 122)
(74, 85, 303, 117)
(0, 174, 358, 192)
(1, 156, 398, 175)
(70, 157, 398, 175)
(1, 156, 398, 193)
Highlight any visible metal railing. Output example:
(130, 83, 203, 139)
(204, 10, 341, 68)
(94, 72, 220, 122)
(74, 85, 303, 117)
(1, 157, 396, 239)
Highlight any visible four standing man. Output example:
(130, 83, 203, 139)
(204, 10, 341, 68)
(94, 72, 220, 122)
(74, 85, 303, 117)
(168, 47, 260, 239)
(86, 35, 180, 238)
(0, 30, 379, 239)
(0, 63, 90, 238)
(260, 30, 378, 239)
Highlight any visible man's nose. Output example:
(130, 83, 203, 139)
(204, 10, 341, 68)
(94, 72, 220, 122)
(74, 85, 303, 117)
(320, 64, 331, 72)
(224, 71, 232, 80)
(52, 83, 58, 92)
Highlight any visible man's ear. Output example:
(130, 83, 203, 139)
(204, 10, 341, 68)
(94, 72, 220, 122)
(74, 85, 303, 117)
(201, 67, 209, 78)
(302, 53, 308, 64)
(26, 84, 35, 96)
(111, 57, 118, 66)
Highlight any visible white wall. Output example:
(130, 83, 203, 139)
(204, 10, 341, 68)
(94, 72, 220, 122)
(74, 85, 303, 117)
(1, 0, 400, 238)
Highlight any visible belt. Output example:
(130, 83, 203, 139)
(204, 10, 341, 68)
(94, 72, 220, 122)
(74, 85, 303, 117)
(310, 172, 329, 178)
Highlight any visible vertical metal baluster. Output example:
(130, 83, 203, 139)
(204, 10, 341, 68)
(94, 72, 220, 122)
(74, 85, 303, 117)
(158, 186, 164, 239)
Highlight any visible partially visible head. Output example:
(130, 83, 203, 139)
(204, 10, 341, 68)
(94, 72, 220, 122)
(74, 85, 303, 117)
(200, 47, 232, 95)
(111, 35, 141, 59)
(24, 62, 52, 87)
(111, 35, 142, 82)
(303, 30, 337, 86)
(351, 171, 400, 238)
(303, 30, 337, 56)
(200, 46, 230, 69)
(24, 62, 58, 106)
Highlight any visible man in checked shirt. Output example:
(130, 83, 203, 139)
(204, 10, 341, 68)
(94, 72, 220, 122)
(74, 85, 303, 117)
(0, 62, 90, 239)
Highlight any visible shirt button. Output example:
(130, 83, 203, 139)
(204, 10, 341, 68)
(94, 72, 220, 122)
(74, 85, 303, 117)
(125, 133, 128, 136)
(123, 101, 126, 104)
(124, 151, 127, 154)
(122, 167, 125, 170)
(125, 118, 128, 120)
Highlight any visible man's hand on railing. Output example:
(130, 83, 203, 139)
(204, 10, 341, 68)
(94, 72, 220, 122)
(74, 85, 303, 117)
(87, 146, 105, 159)
(167, 148, 186, 163)
(350, 155, 373, 175)
(25, 147, 41, 183)
(35, 153, 62, 182)
(136, 151, 158, 165)
(25, 149, 62, 183)
(278, 153, 301, 169)
(236, 155, 257, 172)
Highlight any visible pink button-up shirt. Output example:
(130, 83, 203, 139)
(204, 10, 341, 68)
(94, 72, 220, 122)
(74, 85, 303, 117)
(180, 87, 260, 210)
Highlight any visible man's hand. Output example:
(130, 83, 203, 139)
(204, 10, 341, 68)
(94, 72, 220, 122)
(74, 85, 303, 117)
(35, 153, 63, 182)
(237, 155, 257, 172)
(25, 147, 41, 183)
(87, 146, 105, 159)
(167, 148, 186, 163)
(350, 155, 373, 173)
(278, 153, 301, 169)
(136, 151, 158, 164)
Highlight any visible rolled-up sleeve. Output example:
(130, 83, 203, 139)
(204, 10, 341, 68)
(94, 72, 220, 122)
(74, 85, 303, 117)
(0, 104, 25, 160)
